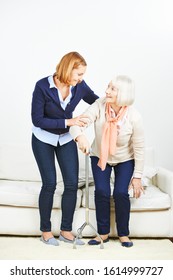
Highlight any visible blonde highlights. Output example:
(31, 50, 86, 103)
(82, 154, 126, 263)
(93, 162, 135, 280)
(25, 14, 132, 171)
(55, 52, 87, 84)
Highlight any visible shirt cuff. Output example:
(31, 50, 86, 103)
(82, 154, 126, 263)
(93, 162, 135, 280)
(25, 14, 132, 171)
(133, 172, 142, 179)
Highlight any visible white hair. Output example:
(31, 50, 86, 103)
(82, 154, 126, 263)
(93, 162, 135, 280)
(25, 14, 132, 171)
(112, 75, 135, 106)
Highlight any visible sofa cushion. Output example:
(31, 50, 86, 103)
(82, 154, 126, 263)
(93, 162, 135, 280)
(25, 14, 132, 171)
(129, 185, 171, 211)
(81, 185, 171, 211)
(142, 166, 158, 187)
(0, 180, 82, 209)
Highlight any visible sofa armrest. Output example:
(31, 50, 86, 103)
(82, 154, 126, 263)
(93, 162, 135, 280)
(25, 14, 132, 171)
(153, 167, 173, 199)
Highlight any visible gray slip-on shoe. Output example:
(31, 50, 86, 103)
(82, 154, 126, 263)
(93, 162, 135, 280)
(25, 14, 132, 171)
(59, 233, 85, 245)
(40, 236, 59, 246)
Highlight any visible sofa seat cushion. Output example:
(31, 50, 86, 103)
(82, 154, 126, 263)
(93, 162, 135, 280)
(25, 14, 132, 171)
(82, 185, 171, 211)
(0, 180, 82, 209)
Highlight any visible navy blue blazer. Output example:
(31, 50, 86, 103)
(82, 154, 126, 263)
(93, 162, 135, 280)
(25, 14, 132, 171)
(31, 77, 98, 135)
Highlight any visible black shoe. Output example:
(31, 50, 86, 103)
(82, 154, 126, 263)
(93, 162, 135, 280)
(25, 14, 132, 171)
(121, 241, 133, 247)
(88, 237, 109, 245)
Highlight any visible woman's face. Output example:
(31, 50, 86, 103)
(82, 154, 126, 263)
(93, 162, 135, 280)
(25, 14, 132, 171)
(105, 81, 118, 104)
(68, 65, 87, 86)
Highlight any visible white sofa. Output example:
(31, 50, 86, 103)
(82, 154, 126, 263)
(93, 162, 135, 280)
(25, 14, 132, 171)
(0, 143, 173, 238)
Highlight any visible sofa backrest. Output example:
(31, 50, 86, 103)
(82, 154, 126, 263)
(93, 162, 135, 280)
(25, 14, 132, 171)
(0, 143, 43, 182)
(0, 143, 154, 182)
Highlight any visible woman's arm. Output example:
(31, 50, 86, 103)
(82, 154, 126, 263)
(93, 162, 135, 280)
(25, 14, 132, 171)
(131, 110, 145, 178)
(70, 99, 100, 153)
(81, 81, 99, 104)
(129, 109, 145, 198)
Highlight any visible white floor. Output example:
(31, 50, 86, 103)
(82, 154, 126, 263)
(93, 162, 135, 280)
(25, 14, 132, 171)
(0, 237, 173, 260)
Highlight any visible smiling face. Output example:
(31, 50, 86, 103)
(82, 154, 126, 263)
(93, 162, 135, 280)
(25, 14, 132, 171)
(105, 80, 118, 104)
(68, 65, 87, 86)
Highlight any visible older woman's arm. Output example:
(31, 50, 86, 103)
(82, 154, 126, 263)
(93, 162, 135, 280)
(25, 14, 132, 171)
(70, 99, 100, 153)
(129, 110, 145, 198)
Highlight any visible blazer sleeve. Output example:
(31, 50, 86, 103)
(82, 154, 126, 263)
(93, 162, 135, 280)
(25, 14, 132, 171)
(81, 81, 99, 104)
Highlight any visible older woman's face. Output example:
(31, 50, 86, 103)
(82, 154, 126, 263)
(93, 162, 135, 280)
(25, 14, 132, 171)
(105, 81, 118, 104)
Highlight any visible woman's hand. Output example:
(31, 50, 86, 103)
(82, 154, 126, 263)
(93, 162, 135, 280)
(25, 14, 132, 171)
(129, 178, 144, 199)
(75, 135, 90, 154)
(66, 115, 89, 127)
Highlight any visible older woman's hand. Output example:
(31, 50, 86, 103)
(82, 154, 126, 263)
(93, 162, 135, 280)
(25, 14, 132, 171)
(129, 178, 145, 199)
(75, 135, 90, 154)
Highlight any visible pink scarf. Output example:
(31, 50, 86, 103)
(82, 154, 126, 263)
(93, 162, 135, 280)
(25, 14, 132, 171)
(97, 103, 128, 171)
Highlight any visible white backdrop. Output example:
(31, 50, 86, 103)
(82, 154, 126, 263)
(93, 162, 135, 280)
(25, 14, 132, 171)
(0, 0, 173, 170)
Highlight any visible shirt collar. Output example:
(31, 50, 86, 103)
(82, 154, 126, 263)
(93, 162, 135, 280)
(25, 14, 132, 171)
(48, 75, 56, 88)
(48, 75, 73, 91)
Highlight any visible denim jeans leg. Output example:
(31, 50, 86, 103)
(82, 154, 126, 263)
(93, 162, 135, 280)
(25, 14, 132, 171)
(113, 160, 134, 237)
(32, 134, 57, 232)
(55, 140, 78, 231)
(91, 156, 112, 235)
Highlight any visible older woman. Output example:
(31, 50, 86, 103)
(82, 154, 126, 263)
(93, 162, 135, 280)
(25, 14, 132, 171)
(70, 75, 145, 247)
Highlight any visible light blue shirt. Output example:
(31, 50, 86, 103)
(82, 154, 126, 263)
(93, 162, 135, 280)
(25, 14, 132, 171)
(32, 76, 73, 146)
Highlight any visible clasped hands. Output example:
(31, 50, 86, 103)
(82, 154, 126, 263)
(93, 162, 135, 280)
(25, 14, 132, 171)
(66, 115, 89, 127)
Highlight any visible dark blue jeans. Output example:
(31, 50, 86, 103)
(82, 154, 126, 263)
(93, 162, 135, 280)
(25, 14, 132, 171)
(32, 134, 79, 232)
(91, 156, 134, 237)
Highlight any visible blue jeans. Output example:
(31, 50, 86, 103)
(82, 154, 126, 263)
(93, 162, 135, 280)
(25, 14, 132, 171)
(32, 134, 79, 232)
(91, 156, 134, 237)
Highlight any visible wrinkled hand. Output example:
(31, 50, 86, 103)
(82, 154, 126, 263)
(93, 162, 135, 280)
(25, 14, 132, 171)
(129, 178, 145, 199)
(66, 115, 89, 127)
(75, 135, 90, 154)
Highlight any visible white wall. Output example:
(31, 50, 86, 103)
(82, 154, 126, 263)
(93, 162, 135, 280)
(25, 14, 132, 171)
(0, 0, 173, 170)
